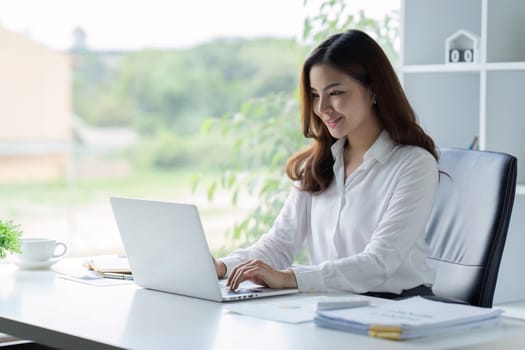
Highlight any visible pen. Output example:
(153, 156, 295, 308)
(102, 272, 134, 280)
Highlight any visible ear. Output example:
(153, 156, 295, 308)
(370, 89, 377, 105)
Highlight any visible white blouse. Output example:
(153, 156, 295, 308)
(219, 130, 439, 294)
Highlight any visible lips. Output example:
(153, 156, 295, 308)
(324, 116, 343, 128)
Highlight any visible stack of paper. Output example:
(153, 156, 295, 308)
(87, 255, 131, 274)
(314, 296, 502, 340)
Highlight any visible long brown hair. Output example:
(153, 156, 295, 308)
(286, 29, 438, 194)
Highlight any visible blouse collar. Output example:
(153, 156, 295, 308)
(330, 130, 395, 165)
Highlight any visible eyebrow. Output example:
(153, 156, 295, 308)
(310, 82, 343, 92)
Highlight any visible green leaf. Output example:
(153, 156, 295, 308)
(190, 173, 200, 193)
(233, 224, 241, 240)
(201, 118, 213, 134)
(227, 173, 236, 190)
(232, 188, 239, 206)
(207, 181, 217, 201)
(0, 220, 23, 259)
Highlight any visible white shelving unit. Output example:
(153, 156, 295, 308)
(400, 0, 525, 304)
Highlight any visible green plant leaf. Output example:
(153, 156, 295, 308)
(0, 219, 23, 259)
(207, 180, 217, 201)
(190, 173, 200, 193)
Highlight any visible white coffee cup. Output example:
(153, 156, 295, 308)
(17, 238, 67, 262)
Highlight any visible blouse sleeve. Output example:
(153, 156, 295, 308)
(219, 183, 311, 276)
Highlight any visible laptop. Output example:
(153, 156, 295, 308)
(110, 196, 299, 302)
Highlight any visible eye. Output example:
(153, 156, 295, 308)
(330, 90, 343, 96)
(311, 92, 320, 99)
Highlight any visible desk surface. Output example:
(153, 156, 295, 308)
(1, 260, 525, 350)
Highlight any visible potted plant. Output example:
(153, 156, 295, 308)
(0, 219, 23, 259)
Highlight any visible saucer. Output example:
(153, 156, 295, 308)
(12, 257, 62, 270)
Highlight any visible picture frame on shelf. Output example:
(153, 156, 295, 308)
(445, 30, 480, 64)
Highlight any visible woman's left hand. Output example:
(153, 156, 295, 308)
(226, 259, 298, 291)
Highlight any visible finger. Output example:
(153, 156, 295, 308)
(230, 262, 261, 290)
(227, 259, 255, 287)
(242, 265, 273, 287)
(226, 263, 242, 286)
(227, 259, 266, 290)
(227, 263, 247, 290)
(229, 267, 247, 290)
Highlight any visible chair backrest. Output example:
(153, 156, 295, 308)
(425, 148, 517, 307)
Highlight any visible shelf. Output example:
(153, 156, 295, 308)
(486, 62, 525, 71)
(402, 62, 525, 73)
(402, 64, 482, 73)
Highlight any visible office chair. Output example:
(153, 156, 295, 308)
(425, 148, 517, 308)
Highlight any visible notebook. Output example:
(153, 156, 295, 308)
(88, 255, 131, 274)
(110, 196, 299, 302)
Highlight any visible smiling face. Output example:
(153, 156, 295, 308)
(309, 63, 379, 140)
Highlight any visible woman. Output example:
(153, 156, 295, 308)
(214, 29, 439, 298)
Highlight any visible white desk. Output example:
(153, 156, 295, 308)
(1, 261, 525, 350)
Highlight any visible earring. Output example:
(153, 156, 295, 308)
(372, 97, 377, 105)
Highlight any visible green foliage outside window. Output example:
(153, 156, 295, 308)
(73, 38, 305, 133)
(73, 38, 307, 173)
(303, 0, 399, 65)
(195, 93, 306, 252)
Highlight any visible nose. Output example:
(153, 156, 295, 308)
(316, 95, 333, 118)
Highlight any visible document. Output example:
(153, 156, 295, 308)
(226, 295, 370, 324)
(226, 296, 320, 324)
(315, 296, 503, 340)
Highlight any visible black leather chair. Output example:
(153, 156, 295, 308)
(425, 148, 517, 307)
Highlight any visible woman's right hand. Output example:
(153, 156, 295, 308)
(212, 256, 227, 279)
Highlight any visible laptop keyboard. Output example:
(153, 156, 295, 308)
(219, 282, 263, 295)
